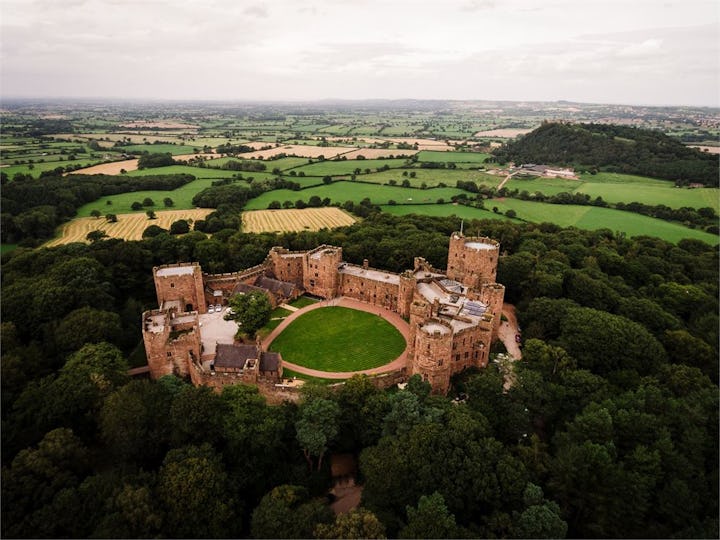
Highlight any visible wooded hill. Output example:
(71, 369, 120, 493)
(493, 122, 719, 186)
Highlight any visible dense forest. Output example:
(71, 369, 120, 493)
(493, 122, 720, 186)
(1, 213, 717, 538)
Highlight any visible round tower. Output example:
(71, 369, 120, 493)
(446, 232, 500, 290)
(411, 319, 453, 395)
(480, 282, 506, 335)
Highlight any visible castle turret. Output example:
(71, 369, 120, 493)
(153, 263, 207, 314)
(446, 233, 500, 290)
(142, 309, 201, 379)
(269, 247, 305, 288)
(303, 246, 342, 298)
(398, 272, 416, 319)
(480, 282, 506, 334)
(411, 320, 453, 394)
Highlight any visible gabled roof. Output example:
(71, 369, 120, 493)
(260, 351, 281, 372)
(255, 275, 297, 297)
(214, 343, 258, 368)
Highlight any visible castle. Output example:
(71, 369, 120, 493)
(142, 232, 505, 394)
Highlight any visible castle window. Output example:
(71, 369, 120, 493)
(167, 351, 172, 357)
(465, 351, 469, 359)
(315, 273, 319, 277)
(438, 359, 443, 366)
(309, 279, 315, 286)
(455, 354, 460, 362)
(170, 282, 175, 288)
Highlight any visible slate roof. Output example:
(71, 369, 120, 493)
(214, 343, 258, 368)
(260, 351, 281, 372)
(254, 275, 296, 298)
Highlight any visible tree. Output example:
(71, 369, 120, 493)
(131, 202, 142, 211)
(146, 210, 156, 220)
(224, 290, 272, 338)
(55, 307, 122, 351)
(163, 197, 174, 207)
(323, 175, 332, 184)
(512, 483, 568, 539)
(90, 209, 101, 219)
(506, 209, 517, 218)
(86, 230, 107, 242)
(105, 213, 117, 223)
(142, 198, 154, 207)
(268, 200, 281, 209)
(142, 224, 167, 238)
(399, 492, 459, 539)
(296, 397, 340, 470)
(316, 508, 387, 539)
(157, 444, 235, 538)
(251, 485, 334, 539)
(169, 219, 190, 234)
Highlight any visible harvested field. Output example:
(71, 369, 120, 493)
(44, 209, 213, 246)
(474, 128, 533, 138)
(68, 159, 139, 175)
(119, 121, 199, 129)
(341, 148, 417, 159)
(241, 208, 356, 233)
(239, 144, 356, 160)
(53, 133, 185, 144)
(689, 145, 720, 154)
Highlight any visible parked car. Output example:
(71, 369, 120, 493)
(215, 304, 222, 312)
(207, 305, 215, 313)
(515, 334, 521, 343)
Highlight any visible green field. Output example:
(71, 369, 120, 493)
(76, 178, 218, 216)
(383, 200, 717, 244)
(507, 173, 719, 211)
(381, 203, 512, 222)
(243, 181, 466, 210)
(1, 157, 109, 179)
(125, 165, 236, 178)
(349, 168, 504, 188)
(416, 150, 491, 164)
(122, 144, 199, 155)
(269, 307, 406, 372)
(293, 158, 408, 177)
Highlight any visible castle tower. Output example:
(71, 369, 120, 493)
(446, 233, 500, 290)
(480, 282, 506, 335)
(411, 320, 453, 395)
(153, 263, 207, 314)
(269, 247, 305, 288)
(142, 309, 201, 379)
(397, 272, 416, 319)
(303, 246, 342, 298)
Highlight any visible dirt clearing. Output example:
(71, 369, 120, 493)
(242, 208, 356, 233)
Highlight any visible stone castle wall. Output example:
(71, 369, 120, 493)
(153, 263, 206, 314)
(303, 246, 342, 298)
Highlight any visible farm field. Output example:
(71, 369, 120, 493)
(69, 158, 139, 176)
(125, 165, 237, 178)
(382, 201, 717, 244)
(506, 175, 719, 211)
(293, 158, 408, 177)
(268, 307, 406, 372)
(121, 144, 200, 155)
(241, 208, 357, 233)
(3, 157, 111, 178)
(474, 128, 533, 137)
(340, 148, 418, 159)
(76, 178, 217, 216)
(416, 150, 491, 164)
(350, 168, 504, 188)
(239, 144, 356, 160)
(243, 181, 466, 210)
(44, 209, 214, 246)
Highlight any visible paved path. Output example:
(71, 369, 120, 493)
(279, 303, 299, 312)
(498, 303, 522, 359)
(262, 297, 410, 379)
(496, 170, 518, 190)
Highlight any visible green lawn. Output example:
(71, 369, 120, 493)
(75, 178, 218, 216)
(382, 203, 512, 222)
(280, 368, 334, 384)
(348, 168, 504, 188)
(289, 296, 319, 308)
(292, 158, 408, 177)
(269, 307, 406, 372)
(2, 157, 109, 179)
(244, 181, 466, 210)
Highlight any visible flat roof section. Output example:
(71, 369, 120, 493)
(156, 265, 196, 277)
(465, 241, 496, 250)
(198, 308, 238, 357)
(422, 322, 450, 335)
(340, 264, 400, 285)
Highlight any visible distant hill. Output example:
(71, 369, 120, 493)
(492, 122, 719, 186)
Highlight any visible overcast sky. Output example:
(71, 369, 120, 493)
(1, 0, 718, 106)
